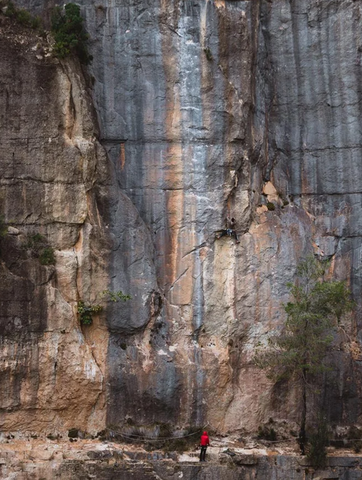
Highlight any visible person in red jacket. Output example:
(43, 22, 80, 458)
(199, 431, 210, 462)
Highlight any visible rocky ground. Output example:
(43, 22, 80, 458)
(1, 435, 362, 479)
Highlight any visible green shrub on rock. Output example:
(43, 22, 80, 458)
(77, 301, 102, 325)
(68, 428, 79, 438)
(3, 1, 42, 29)
(0, 216, 7, 239)
(51, 3, 92, 64)
(39, 246, 56, 265)
(77, 290, 131, 326)
(102, 289, 131, 302)
(307, 416, 329, 469)
(257, 424, 277, 441)
(23, 233, 56, 266)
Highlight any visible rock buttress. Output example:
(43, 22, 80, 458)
(0, 19, 112, 434)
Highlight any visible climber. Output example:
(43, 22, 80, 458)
(200, 431, 210, 462)
(215, 217, 240, 244)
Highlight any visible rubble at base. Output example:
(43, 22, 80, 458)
(1, 438, 362, 480)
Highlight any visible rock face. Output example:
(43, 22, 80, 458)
(0, 19, 112, 433)
(255, 0, 362, 428)
(4, 0, 362, 436)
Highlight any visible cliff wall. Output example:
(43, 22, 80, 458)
(260, 0, 362, 426)
(0, 17, 113, 433)
(3, 0, 362, 437)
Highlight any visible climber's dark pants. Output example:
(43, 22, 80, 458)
(200, 446, 207, 462)
(230, 230, 239, 242)
(215, 229, 239, 243)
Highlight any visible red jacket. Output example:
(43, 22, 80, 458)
(200, 431, 210, 446)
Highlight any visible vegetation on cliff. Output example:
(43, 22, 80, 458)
(51, 3, 92, 64)
(0, 1, 91, 64)
(1, 0, 42, 29)
(78, 290, 131, 325)
(256, 256, 354, 458)
(23, 233, 56, 265)
(0, 216, 7, 239)
(77, 301, 103, 325)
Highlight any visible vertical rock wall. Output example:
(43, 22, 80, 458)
(0, 23, 113, 434)
(259, 0, 362, 426)
(83, 0, 258, 430)
(8, 0, 362, 435)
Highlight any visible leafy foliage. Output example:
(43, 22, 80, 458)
(256, 256, 353, 380)
(3, 1, 42, 29)
(347, 426, 362, 453)
(39, 247, 56, 266)
(51, 3, 92, 64)
(24, 233, 43, 249)
(203, 47, 213, 61)
(78, 290, 131, 325)
(77, 301, 102, 325)
(257, 424, 277, 441)
(68, 428, 79, 438)
(102, 289, 131, 302)
(0, 216, 7, 239)
(255, 256, 354, 454)
(23, 233, 56, 266)
(307, 416, 329, 469)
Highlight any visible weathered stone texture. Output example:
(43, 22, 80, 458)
(93, 0, 362, 433)
(7, 0, 362, 438)
(259, 0, 362, 426)
(85, 0, 258, 431)
(0, 21, 112, 434)
(2, 445, 362, 480)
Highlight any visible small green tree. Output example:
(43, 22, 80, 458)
(255, 256, 354, 455)
(307, 415, 329, 468)
(3, 1, 42, 29)
(51, 3, 92, 64)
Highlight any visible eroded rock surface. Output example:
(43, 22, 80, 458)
(5, 0, 362, 438)
(0, 18, 111, 434)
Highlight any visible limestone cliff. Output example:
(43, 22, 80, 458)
(3, 0, 362, 438)
(0, 16, 112, 433)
